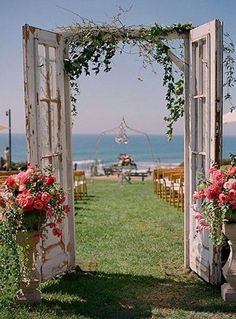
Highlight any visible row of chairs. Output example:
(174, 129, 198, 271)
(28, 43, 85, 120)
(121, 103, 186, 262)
(73, 170, 88, 201)
(153, 167, 184, 212)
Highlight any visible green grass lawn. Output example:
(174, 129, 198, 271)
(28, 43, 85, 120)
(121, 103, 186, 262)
(1, 179, 236, 318)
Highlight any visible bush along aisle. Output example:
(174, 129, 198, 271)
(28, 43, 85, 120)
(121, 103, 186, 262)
(0, 165, 70, 304)
(193, 155, 236, 246)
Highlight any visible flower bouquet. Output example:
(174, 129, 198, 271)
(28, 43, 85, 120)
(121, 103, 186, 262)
(118, 154, 136, 167)
(0, 165, 70, 238)
(193, 155, 236, 246)
(0, 165, 70, 303)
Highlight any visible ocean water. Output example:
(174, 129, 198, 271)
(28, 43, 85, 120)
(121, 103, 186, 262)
(1, 133, 236, 172)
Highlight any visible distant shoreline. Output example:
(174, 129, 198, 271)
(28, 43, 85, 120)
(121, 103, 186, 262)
(1, 134, 236, 165)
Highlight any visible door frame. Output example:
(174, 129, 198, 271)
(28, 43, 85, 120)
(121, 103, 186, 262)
(183, 20, 223, 284)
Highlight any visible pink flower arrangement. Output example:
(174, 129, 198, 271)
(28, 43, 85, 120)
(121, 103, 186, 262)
(193, 162, 236, 245)
(0, 166, 70, 238)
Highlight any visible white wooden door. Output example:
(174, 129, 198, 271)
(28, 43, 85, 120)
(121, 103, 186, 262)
(184, 20, 223, 284)
(23, 25, 75, 281)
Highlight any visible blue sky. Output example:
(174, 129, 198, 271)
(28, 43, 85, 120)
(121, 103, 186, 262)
(1, 0, 236, 135)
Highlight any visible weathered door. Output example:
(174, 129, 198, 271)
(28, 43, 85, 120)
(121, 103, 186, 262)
(23, 25, 75, 281)
(184, 20, 223, 284)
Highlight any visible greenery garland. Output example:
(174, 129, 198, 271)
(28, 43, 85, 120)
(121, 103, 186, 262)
(224, 32, 236, 111)
(63, 22, 192, 139)
(63, 21, 236, 139)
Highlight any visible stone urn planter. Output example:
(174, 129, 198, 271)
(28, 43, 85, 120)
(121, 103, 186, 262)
(16, 231, 41, 304)
(221, 219, 236, 302)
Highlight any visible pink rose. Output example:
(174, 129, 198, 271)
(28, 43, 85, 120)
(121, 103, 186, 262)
(229, 180, 236, 190)
(41, 192, 51, 204)
(224, 181, 231, 189)
(18, 172, 29, 184)
(204, 185, 220, 200)
(33, 199, 44, 210)
(45, 175, 55, 185)
(211, 170, 226, 186)
(229, 189, 236, 200)
(16, 190, 34, 210)
(219, 193, 230, 204)
(20, 195, 34, 211)
(224, 179, 236, 190)
(6, 176, 16, 188)
(193, 190, 205, 201)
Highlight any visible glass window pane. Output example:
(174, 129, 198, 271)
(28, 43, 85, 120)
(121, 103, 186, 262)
(37, 44, 47, 100)
(49, 47, 57, 99)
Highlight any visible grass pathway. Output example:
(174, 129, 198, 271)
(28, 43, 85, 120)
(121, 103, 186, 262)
(76, 179, 184, 277)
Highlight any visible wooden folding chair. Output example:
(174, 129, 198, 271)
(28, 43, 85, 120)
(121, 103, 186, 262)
(73, 171, 88, 201)
(161, 167, 184, 202)
(162, 170, 174, 202)
(154, 168, 167, 198)
(169, 173, 184, 211)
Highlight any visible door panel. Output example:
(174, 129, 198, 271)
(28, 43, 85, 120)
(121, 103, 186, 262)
(23, 25, 75, 281)
(185, 20, 223, 284)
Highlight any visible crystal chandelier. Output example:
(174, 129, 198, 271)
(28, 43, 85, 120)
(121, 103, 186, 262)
(115, 117, 128, 144)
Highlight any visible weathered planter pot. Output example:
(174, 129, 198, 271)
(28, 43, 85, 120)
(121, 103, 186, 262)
(221, 221, 236, 302)
(16, 231, 41, 304)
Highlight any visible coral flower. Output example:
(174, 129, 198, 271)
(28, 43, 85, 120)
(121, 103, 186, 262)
(227, 165, 236, 176)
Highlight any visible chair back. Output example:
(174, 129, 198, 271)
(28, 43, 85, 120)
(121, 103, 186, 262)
(73, 170, 88, 200)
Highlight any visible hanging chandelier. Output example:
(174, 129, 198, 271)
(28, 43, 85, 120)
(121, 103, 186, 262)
(115, 117, 128, 144)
